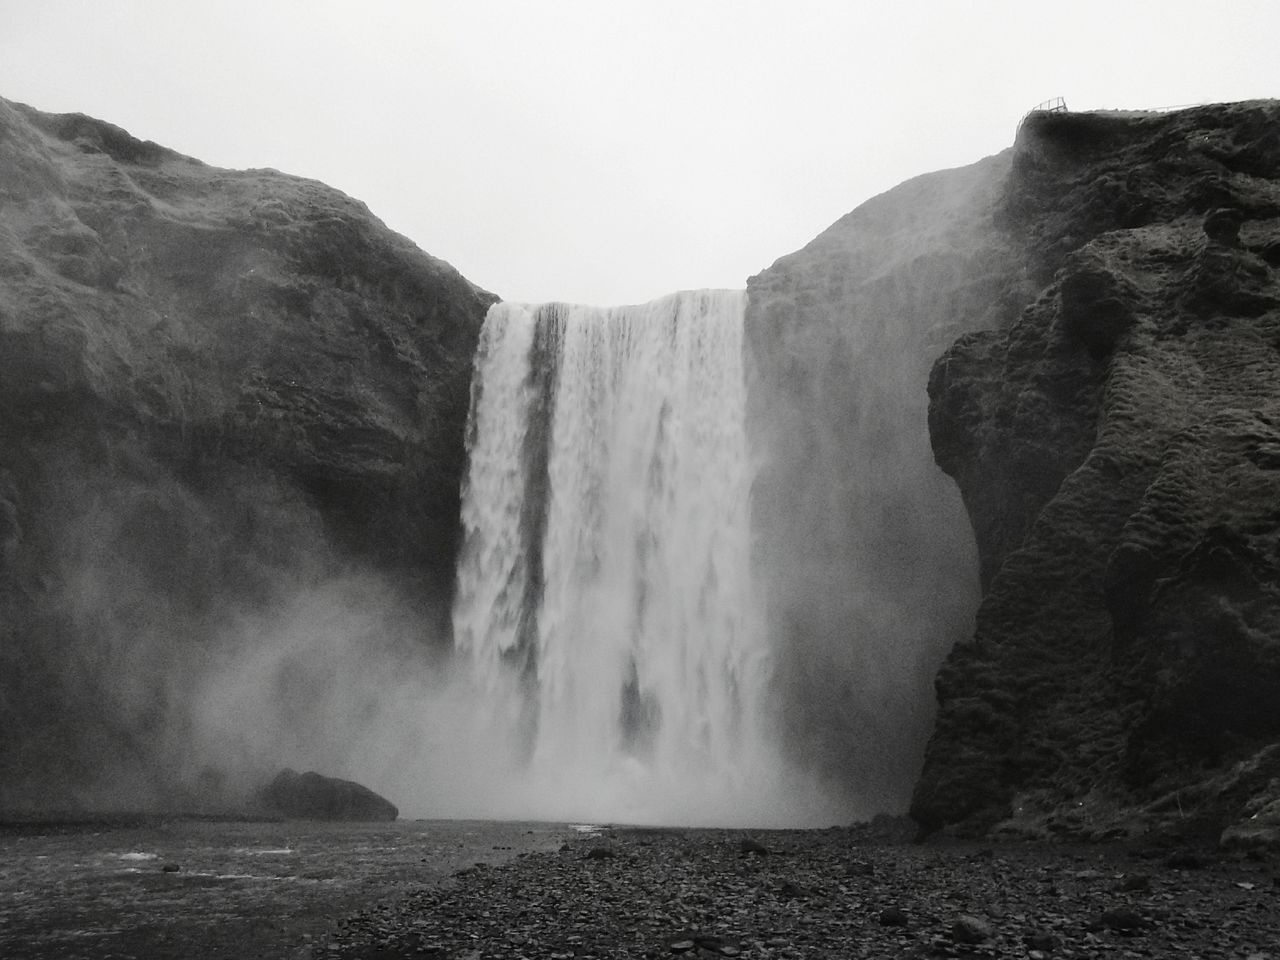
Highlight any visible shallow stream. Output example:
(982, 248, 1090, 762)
(0, 816, 571, 959)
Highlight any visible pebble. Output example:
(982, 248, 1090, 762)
(878, 906, 909, 927)
(951, 914, 994, 944)
(311, 830, 1280, 960)
(1165, 851, 1209, 870)
(1099, 906, 1151, 931)
(1024, 928, 1059, 951)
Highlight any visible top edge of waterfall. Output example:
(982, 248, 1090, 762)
(493, 288, 747, 312)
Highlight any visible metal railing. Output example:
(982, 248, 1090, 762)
(1028, 97, 1068, 114)
(1018, 98, 1070, 128)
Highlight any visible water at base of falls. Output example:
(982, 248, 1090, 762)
(451, 290, 844, 826)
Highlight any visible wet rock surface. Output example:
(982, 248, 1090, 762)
(315, 828, 1280, 959)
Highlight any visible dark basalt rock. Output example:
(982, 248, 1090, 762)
(1203, 206, 1244, 246)
(258, 768, 397, 821)
(877, 906, 909, 927)
(913, 100, 1280, 841)
(0, 95, 494, 809)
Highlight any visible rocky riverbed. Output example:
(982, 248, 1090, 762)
(318, 826, 1279, 959)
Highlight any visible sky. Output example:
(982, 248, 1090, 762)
(2, 0, 1278, 306)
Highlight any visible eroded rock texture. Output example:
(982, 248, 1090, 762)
(0, 97, 493, 808)
(912, 102, 1280, 842)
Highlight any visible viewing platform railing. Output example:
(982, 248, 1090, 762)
(1022, 96, 1068, 122)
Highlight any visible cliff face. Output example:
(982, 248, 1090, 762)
(744, 152, 1029, 810)
(0, 98, 494, 808)
(912, 102, 1280, 841)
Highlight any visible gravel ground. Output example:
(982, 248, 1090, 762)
(316, 827, 1280, 959)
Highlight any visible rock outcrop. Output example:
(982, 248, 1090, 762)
(911, 102, 1280, 841)
(0, 97, 493, 809)
(257, 768, 398, 821)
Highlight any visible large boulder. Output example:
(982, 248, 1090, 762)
(258, 769, 398, 821)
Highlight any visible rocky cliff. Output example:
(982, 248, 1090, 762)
(744, 151, 1028, 810)
(911, 101, 1280, 843)
(0, 97, 493, 809)
(9, 91, 1279, 837)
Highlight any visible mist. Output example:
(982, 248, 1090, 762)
(6, 423, 852, 826)
(0, 142, 1015, 831)
(0, 436, 456, 815)
(744, 153, 1020, 811)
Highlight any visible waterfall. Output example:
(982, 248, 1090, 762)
(453, 289, 844, 825)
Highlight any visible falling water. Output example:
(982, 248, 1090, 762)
(453, 290, 841, 825)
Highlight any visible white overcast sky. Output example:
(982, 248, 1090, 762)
(2, 1, 1277, 305)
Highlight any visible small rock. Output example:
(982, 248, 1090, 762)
(845, 859, 875, 877)
(878, 906, 909, 927)
(693, 937, 741, 957)
(161, 863, 180, 873)
(950, 915, 993, 944)
(671, 934, 740, 956)
(583, 846, 615, 860)
(1164, 850, 1208, 870)
(1099, 907, 1151, 932)
(776, 880, 815, 899)
(1117, 873, 1151, 892)
(1024, 929, 1059, 951)
(739, 838, 770, 856)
